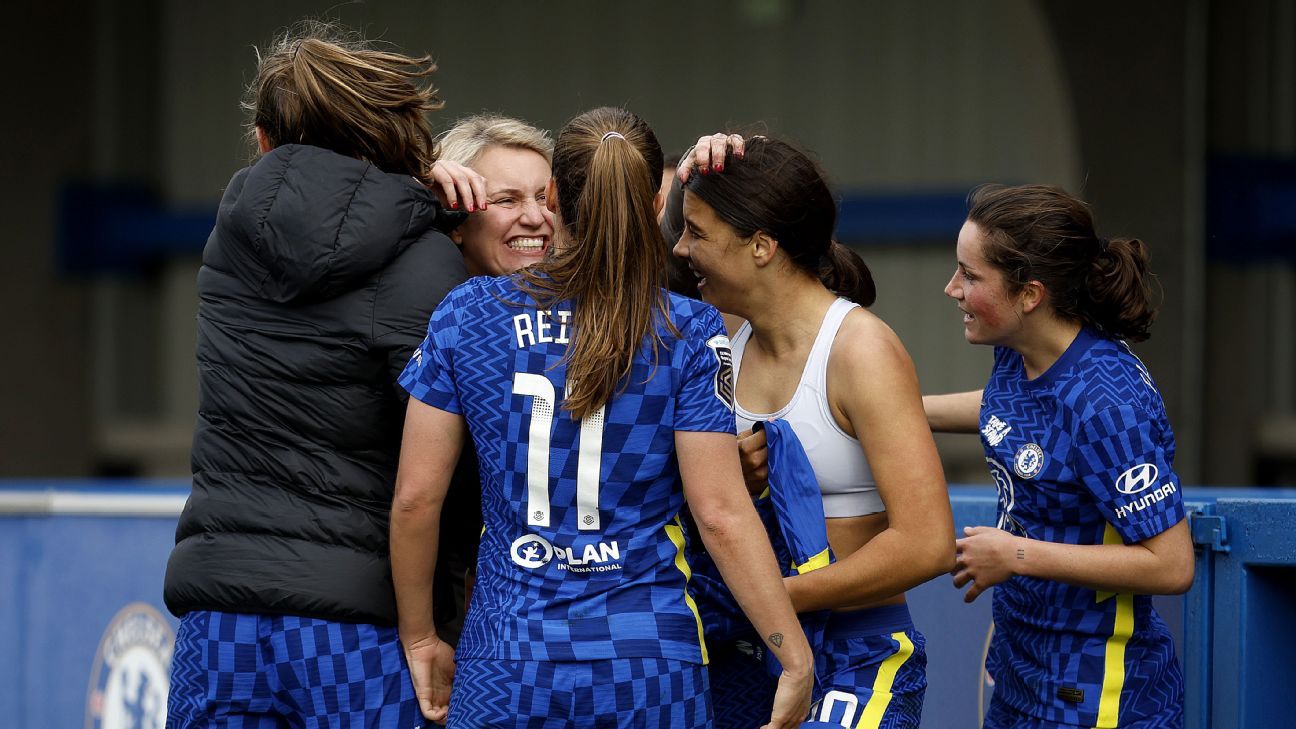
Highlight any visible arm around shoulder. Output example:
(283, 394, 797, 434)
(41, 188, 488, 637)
(923, 389, 983, 433)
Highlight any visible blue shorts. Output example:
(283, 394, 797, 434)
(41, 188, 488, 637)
(807, 604, 927, 729)
(982, 698, 1184, 729)
(447, 657, 710, 728)
(165, 610, 423, 729)
(707, 634, 775, 729)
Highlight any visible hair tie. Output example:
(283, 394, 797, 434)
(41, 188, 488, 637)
(600, 131, 626, 143)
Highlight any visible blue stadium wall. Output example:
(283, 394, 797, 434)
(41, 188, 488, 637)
(2, 483, 1292, 728)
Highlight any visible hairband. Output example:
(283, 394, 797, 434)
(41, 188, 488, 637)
(600, 131, 626, 143)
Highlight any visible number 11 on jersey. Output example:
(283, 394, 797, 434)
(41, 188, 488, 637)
(513, 373, 606, 530)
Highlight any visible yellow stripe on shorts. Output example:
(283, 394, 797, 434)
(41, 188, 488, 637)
(1094, 523, 1134, 728)
(664, 516, 708, 664)
(855, 631, 915, 729)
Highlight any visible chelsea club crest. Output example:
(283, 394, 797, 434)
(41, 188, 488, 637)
(1013, 443, 1046, 479)
(85, 603, 174, 729)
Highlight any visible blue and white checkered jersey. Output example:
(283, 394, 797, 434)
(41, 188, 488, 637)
(979, 326, 1186, 727)
(400, 276, 736, 665)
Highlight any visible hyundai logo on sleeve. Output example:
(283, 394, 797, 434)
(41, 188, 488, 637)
(1115, 464, 1159, 494)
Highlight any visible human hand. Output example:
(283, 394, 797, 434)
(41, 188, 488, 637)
(737, 427, 769, 496)
(763, 664, 813, 729)
(676, 133, 747, 183)
(404, 635, 456, 723)
(952, 526, 1022, 603)
(427, 159, 488, 213)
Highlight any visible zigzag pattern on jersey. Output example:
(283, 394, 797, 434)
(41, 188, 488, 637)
(979, 329, 1185, 728)
(415, 278, 732, 665)
(448, 657, 712, 729)
(164, 612, 208, 729)
(708, 635, 775, 729)
(446, 658, 518, 727)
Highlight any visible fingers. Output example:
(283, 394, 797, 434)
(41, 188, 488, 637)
(675, 147, 695, 183)
(964, 525, 992, 536)
(677, 133, 746, 182)
(736, 428, 769, 495)
(736, 426, 767, 447)
(428, 160, 488, 212)
(420, 698, 447, 722)
(964, 581, 985, 603)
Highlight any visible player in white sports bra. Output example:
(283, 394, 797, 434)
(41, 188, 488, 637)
(676, 134, 956, 729)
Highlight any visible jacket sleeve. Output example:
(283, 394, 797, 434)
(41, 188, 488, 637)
(372, 229, 468, 395)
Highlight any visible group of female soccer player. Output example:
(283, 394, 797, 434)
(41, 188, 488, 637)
(165, 22, 1193, 729)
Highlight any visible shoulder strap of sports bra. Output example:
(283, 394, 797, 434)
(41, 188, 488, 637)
(804, 298, 859, 390)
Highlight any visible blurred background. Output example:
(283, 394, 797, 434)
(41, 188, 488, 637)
(5, 0, 1295, 487)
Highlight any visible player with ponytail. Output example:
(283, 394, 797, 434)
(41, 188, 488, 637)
(392, 108, 812, 728)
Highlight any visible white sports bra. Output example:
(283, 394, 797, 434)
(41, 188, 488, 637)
(732, 298, 884, 518)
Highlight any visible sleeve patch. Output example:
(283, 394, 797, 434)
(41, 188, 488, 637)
(706, 334, 735, 410)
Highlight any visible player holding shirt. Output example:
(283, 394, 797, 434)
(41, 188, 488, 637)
(390, 106, 812, 729)
(925, 184, 1194, 728)
(676, 134, 955, 729)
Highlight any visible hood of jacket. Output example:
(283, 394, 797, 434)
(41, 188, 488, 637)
(209, 144, 442, 303)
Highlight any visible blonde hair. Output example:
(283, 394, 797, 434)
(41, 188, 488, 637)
(245, 19, 443, 183)
(518, 107, 673, 420)
(436, 114, 553, 167)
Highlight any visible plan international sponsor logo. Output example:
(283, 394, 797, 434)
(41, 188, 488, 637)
(511, 533, 623, 574)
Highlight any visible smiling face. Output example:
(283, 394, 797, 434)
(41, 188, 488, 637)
(673, 190, 754, 312)
(452, 145, 554, 276)
(944, 220, 1024, 346)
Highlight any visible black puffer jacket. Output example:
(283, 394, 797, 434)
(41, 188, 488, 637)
(163, 145, 467, 625)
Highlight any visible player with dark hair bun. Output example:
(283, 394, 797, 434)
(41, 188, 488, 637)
(925, 183, 1193, 728)
(676, 134, 955, 729)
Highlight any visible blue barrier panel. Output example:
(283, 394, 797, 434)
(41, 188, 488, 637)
(1205, 496, 1296, 729)
(2, 482, 1293, 727)
(0, 484, 187, 729)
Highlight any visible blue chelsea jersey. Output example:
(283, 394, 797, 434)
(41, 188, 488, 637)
(400, 276, 736, 664)
(979, 327, 1186, 727)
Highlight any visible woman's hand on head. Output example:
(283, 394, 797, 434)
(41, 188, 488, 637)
(428, 159, 489, 213)
(677, 133, 746, 183)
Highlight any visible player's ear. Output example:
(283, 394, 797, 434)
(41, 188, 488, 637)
(1019, 279, 1046, 314)
(544, 179, 558, 214)
(751, 231, 778, 268)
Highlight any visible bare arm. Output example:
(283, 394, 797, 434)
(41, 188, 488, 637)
(922, 389, 983, 433)
(953, 518, 1194, 602)
(785, 314, 956, 611)
(677, 430, 812, 729)
(391, 398, 465, 723)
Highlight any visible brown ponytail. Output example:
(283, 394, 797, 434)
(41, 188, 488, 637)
(245, 19, 443, 182)
(967, 184, 1158, 342)
(820, 241, 877, 307)
(1084, 237, 1157, 342)
(518, 107, 672, 420)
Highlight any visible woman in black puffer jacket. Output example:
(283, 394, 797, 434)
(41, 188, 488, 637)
(162, 20, 466, 728)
